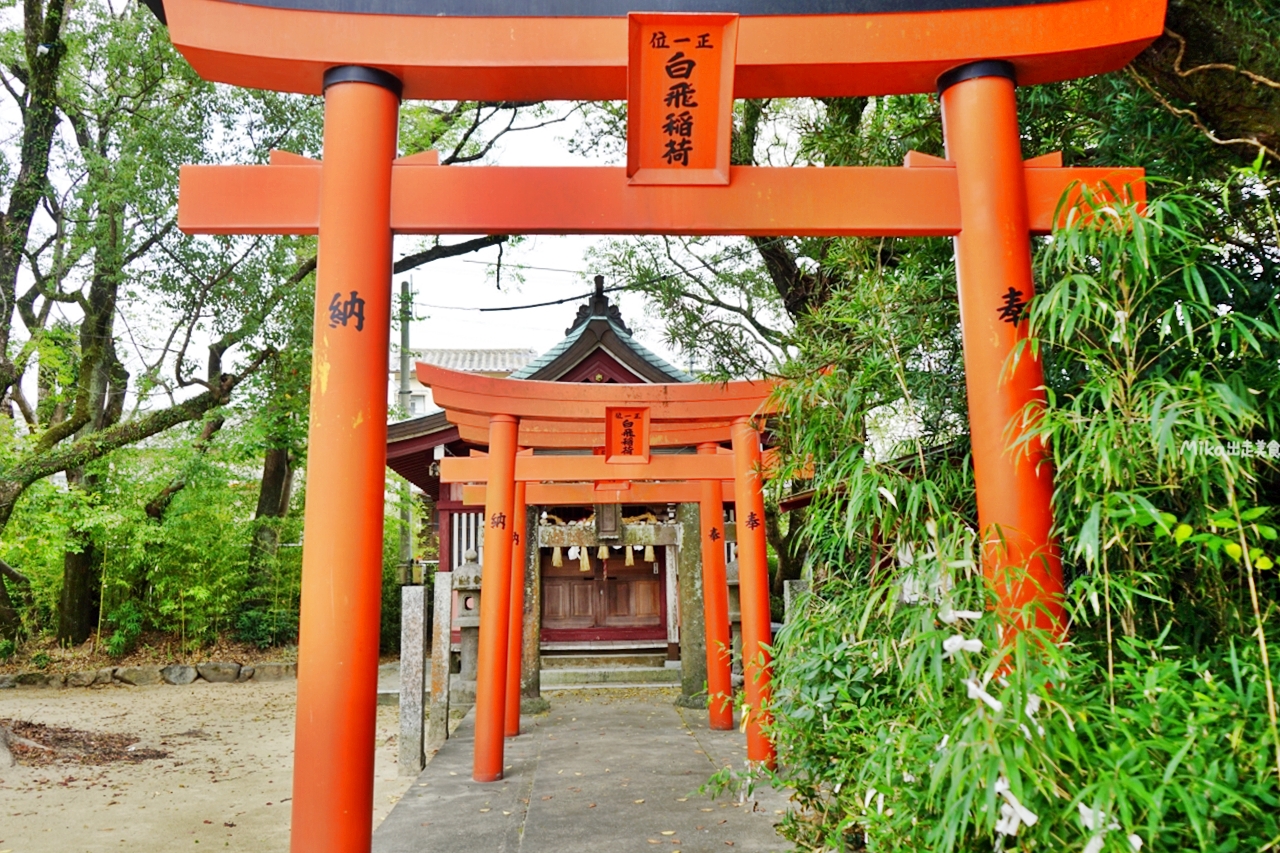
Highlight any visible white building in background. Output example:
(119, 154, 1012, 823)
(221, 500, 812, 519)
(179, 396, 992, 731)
(388, 348, 539, 419)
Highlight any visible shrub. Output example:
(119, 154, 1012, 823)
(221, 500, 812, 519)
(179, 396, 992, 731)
(763, 190, 1280, 851)
(106, 600, 144, 658)
(233, 607, 299, 649)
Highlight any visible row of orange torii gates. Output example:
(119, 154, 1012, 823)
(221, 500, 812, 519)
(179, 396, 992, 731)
(419, 363, 784, 778)
(150, 0, 1167, 850)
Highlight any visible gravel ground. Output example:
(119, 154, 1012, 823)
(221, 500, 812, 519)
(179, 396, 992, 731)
(0, 679, 413, 853)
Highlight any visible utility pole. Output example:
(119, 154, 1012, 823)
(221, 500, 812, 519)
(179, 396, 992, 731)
(399, 279, 414, 581)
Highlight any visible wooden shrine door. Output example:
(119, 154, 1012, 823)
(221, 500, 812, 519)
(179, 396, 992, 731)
(541, 549, 666, 642)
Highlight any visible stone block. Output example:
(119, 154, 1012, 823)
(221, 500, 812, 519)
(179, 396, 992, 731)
(251, 662, 296, 681)
(0, 674, 15, 689)
(196, 662, 241, 683)
(93, 667, 116, 685)
(15, 671, 49, 687)
(428, 573, 453, 750)
(236, 665, 255, 682)
(783, 579, 810, 622)
(399, 584, 427, 776)
(116, 666, 163, 686)
(161, 664, 198, 685)
(66, 670, 97, 687)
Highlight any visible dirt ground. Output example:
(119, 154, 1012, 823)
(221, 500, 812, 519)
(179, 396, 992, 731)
(0, 680, 414, 853)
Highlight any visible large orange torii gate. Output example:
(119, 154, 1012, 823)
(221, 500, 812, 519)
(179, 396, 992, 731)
(149, 0, 1168, 850)
(419, 362, 778, 780)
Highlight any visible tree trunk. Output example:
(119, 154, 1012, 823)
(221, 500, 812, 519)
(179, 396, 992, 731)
(56, 465, 103, 646)
(251, 447, 293, 582)
(0, 579, 20, 640)
(0, 560, 27, 641)
(765, 505, 804, 598)
(57, 530, 99, 647)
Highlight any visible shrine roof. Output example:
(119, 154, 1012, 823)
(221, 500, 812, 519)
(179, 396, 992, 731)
(509, 278, 693, 384)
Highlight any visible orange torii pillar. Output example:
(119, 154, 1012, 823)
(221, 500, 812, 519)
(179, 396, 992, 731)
(474, 415, 519, 782)
(505, 479, 528, 738)
(290, 68, 399, 853)
(698, 443, 734, 731)
(940, 61, 1064, 631)
(730, 419, 777, 767)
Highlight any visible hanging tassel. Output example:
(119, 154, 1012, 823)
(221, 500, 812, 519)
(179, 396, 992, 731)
(552, 547, 563, 567)
(644, 544, 656, 563)
(580, 548, 591, 572)
(624, 546, 635, 566)
(597, 545, 609, 561)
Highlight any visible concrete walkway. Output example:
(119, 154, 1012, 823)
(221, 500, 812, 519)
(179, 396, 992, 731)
(373, 689, 793, 852)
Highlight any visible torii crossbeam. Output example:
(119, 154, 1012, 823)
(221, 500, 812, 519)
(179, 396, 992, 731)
(148, 0, 1168, 850)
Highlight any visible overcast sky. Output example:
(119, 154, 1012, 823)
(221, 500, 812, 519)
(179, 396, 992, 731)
(392, 105, 685, 369)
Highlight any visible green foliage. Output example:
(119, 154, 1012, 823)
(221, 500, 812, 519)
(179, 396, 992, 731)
(765, 187, 1280, 851)
(234, 607, 299, 650)
(0, 423, 306, 649)
(105, 599, 143, 658)
(30, 650, 49, 669)
(0, 638, 14, 660)
(381, 505, 405, 656)
(770, 589, 1279, 853)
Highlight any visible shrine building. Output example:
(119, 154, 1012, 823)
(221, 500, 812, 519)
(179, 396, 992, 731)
(386, 278, 741, 695)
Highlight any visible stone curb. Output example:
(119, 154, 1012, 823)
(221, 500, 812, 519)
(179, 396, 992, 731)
(0, 661, 297, 690)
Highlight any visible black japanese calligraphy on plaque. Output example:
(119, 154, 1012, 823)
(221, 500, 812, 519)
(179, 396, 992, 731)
(745, 511, 761, 530)
(709, 526, 721, 542)
(328, 291, 366, 331)
(663, 137, 693, 166)
(659, 50, 700, 167)
(513, 531, 521, 545)
(490, 512, 507, 530)
(696, 33, 714, 48)
(665, 51, 696, 79)
(663, 110, 694, 137)
(997, 286, 1028, 325)
(663, 81, 698, 109)
(649, 30, 668, 48)
(620, 417, 636, 455)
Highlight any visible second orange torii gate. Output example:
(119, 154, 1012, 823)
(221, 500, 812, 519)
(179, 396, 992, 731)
(420, 361, 778, 778)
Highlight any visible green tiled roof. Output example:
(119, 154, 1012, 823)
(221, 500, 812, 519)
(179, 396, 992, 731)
(508, 316, 693, 383)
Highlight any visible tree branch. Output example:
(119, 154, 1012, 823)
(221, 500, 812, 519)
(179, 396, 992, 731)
(4, 349, 271, 491)
(144, 415, 225, 521)
(11, 384, 36, 429)
(1128, 66, 1280, 163)
(1166, 27, 1280, 90)
(0, 557, 30, 587)
(393, 235, 508, 274)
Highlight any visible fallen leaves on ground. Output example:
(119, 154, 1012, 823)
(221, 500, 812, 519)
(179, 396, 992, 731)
(0, 719, 169, 766)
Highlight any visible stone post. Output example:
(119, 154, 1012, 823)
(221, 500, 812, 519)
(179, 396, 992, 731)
(452, 549, 483, 709)
(676, 502, 707, 708)
(783, 579, 809, 622)
(521, 506, 546, 711)
(398, 584, 427, 775)
(427, 572, 452, 750)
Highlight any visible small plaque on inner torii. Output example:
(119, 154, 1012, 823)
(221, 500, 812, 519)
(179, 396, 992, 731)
(605, 406, 652, 464)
